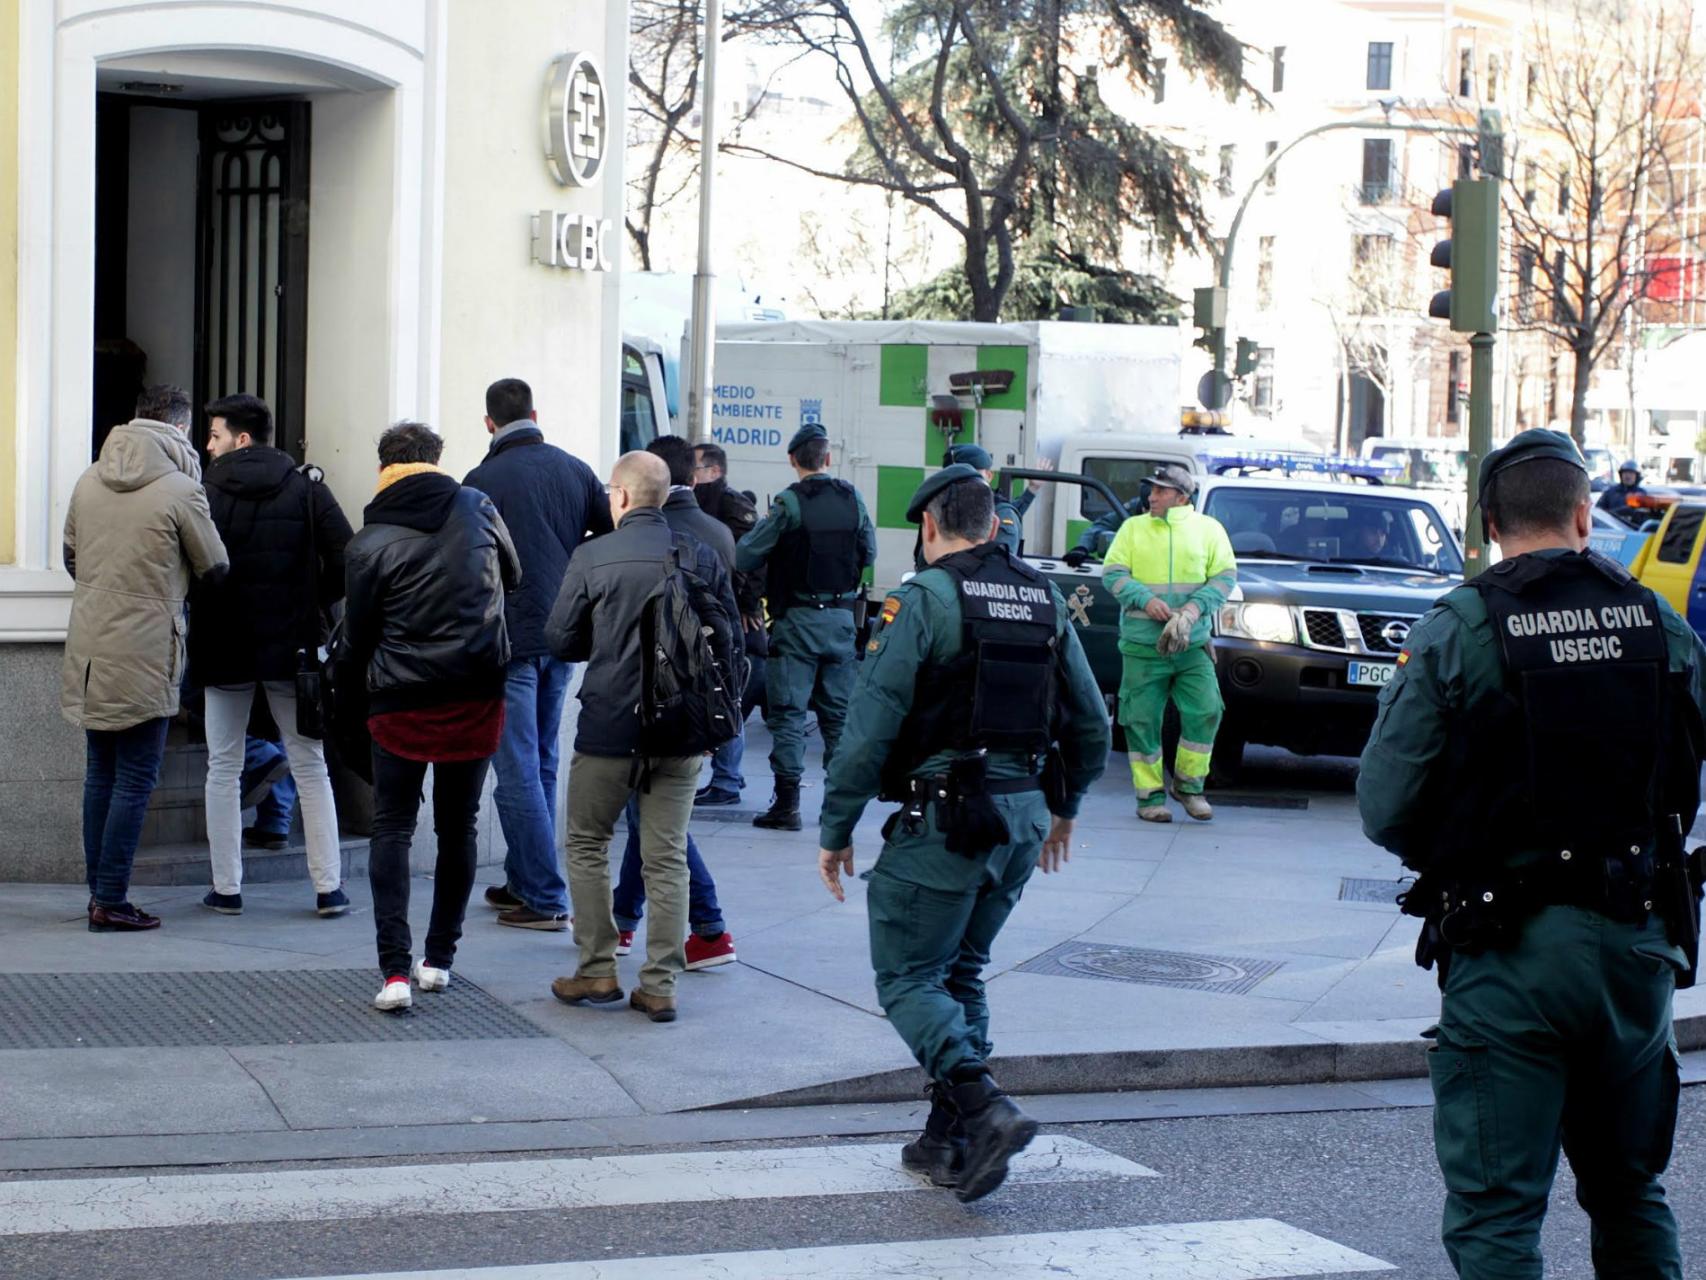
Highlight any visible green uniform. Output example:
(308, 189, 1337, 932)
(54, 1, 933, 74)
(1103, 506, 1237, 803)
(820, 565, 1109, 1083)
(992, 487, 1035, 556)
(1359, 549, 1706, 1280)
(736, 479, 877, 781)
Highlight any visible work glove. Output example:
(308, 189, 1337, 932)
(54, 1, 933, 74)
(1062, 547, 1090, 568)
(1156, 603, 1201, 656)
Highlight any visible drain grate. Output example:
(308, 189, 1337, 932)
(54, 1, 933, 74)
(1016, 943, 1281, 995)
(0, 970, 547, 1050)
(1338, 876, 1414, 906)
(1205, 793, 1309, 811)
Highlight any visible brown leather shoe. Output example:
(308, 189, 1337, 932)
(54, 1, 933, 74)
(550, 974, 623, 1006)
(88, 902, 161, 932)
(630, 989, 677, 1023)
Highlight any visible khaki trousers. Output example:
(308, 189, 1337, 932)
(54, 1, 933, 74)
(564, 752, 698, 997)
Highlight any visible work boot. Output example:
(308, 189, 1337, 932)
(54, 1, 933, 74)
(550, 974, 624, 1006)
(753, 777, 802, 831)
(1170, 788, 1213, 822)
(1136, 802, 1172, 824)
(630, 989, 678, 1022)
(901, 1084, 967, 1188)
(948, 1073, 1038, 1203)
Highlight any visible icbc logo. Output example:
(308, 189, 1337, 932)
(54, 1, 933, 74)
(543, 53, 607, 188)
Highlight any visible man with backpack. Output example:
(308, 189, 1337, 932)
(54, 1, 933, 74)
(545, 452, 741, 1023)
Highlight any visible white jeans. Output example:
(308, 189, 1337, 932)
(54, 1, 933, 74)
(204, 682, 342, 895)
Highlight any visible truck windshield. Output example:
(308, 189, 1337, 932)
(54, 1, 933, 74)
(1364, 445, 1468, 488)
(1202, 488, 1464, 576)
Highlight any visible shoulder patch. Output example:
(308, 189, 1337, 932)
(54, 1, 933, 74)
(1397, 650, 1410, 667)
(880, 595, 903, 626)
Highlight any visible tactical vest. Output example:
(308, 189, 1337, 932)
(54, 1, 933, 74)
(1434, 552, 1668, 909)
(772, 477, 861, 612)
(879, 543, 1061, 796)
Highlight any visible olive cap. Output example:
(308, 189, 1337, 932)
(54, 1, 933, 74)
(1478, 428, 1587, 510)
(787, 423, 828, 455)
(905, 463, 983, 523)
(943, 442, 994, 470)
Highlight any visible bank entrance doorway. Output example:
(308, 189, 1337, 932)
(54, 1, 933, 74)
(92, 92, 310, 460)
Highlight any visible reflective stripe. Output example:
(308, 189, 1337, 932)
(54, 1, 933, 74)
(1141, 582, 1210, 595)
(1178, 738, 1215, 755)
(1132, 750, 1162, 764)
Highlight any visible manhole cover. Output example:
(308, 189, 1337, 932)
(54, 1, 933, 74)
(1016, 943, 1281, 994)
(0, 970, 547, 1050)
(1339, 876, 1414, 905)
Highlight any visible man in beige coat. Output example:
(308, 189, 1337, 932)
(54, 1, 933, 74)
(63, 385, 228, 931)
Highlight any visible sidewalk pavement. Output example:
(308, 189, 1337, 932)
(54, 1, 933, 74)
(1, 725, 1700, 1153)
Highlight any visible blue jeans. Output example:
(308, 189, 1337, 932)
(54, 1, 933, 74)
(242, 736, 298, 836)
(492, 656, 572, 914)
(613, 797, 725, 937)
(83, 718, 170, 906)
(706, 724, 745, 793)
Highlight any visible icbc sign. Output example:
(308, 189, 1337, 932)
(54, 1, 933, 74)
(535, 52, 615, 273)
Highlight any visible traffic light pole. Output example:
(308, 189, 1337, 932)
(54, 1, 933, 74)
(1208, 118, 1480, 395)
(1465, 331, 1495, 577)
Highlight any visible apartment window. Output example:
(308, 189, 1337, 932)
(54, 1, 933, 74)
(1457, 143, 1474, 179)
(1272, 46, 1286, 93)
(1218, 144, 1235, 197)
(1558, 168, 1572, 215)
(1458, 47, 1474, 97)
(1447, 350, 1462, 424)
(1253, 347, 1276, 415)
(1265, 141, 1279, 189)
(1257, 236, 1276, 309)
(1486, 54, 1500, 104)
(1526, 62, 1539, 108)
(1367, 41, 1393, 91)
(1524, 159, 1538, 210)
(1361, 138, 1393, 202)
(1154, 58, 1167, 105)
(1518, 247, 1536, 321)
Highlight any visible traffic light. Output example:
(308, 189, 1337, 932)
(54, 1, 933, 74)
(1193, 285, 1226, 353)
(1234, 337, 1259, 378)
(1428, 178, 1499, 333)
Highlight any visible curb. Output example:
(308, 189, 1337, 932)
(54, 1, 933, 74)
(707, 1011, 1706, 1110)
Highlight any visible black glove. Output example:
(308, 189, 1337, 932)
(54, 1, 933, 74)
(1062, 547, 1090, 568)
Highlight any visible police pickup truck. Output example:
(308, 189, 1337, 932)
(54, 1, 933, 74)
(1010, 455, 1463, 781)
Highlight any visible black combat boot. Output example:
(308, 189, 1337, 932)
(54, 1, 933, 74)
(753, 777, 802, 831)
(948, 1071, 1038, 1203)
(900, 1083, 966, 1188)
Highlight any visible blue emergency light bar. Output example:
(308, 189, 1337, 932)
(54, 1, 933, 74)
(1200, 451, 1406, 482)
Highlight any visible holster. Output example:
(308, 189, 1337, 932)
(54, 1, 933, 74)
(1040, 746, 1069, 814)
(1656, 819, 1704, 990)
(939, 755, 1010, 858)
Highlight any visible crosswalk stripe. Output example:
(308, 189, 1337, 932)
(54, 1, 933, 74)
(282, 1220, 1395, 1279)
(0, 1136, 1156, 1237)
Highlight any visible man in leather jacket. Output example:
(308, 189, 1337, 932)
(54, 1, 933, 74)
(342, 422, 521, 1013)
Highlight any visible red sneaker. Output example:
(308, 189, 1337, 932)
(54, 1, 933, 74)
(615, 929, 635, 957)
(685, 932, 736, 971)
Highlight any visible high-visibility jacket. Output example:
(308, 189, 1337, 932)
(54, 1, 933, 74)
(1102, 506, 1237, 655)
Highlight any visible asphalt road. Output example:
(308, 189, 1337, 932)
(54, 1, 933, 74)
(2, 1089, 1700, 1279)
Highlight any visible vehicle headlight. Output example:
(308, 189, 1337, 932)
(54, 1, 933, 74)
(1218, 602, 1296, 644)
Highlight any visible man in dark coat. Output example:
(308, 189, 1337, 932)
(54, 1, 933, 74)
(463, 378, 612, 931)
(693, 442, 765, 803)
(190, 393, 353, 919)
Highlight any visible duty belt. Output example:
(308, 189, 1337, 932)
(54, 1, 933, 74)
(793, 594, 857, 611)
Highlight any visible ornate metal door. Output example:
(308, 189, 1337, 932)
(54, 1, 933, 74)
(194, 102, 311, 458)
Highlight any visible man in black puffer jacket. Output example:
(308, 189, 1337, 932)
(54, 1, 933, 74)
(343, 422, 521, 1012)
(463, 377, 611, 931)
(190, 394, 354, 920)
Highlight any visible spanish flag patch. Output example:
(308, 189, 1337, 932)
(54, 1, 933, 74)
(880, 595, 903, 625)
(1396, 651, 1410, 667)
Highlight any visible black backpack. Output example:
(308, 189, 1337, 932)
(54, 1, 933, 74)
(638, 537, 742, 758)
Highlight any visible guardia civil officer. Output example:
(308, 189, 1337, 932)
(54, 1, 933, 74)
(817, 465, 1109, 1202)
(941, 443, 1047, 555)
(736, 423, 876, 831)
(1359, 429, 1706, 1280)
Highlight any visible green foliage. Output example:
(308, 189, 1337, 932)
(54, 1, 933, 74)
(883, 247, 1182, 324)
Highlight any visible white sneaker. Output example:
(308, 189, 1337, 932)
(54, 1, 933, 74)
(374, 977, 413, 1011)
(412, 960, 451, 992)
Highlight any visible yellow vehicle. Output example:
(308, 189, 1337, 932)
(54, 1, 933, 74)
(1631, 499, 1706, 634)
